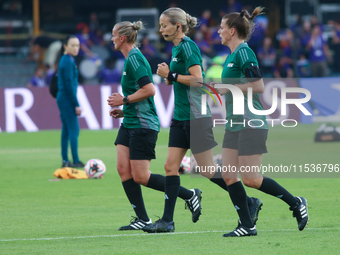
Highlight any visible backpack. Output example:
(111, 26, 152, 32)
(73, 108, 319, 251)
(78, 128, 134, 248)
(49, 71, 58, 98)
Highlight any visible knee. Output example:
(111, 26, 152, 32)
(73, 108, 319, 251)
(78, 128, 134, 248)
(117, 164, 131, 181)
(132, 174, 148, 186)
(164, 161, 177, 175)
(242, 178, 260, 189)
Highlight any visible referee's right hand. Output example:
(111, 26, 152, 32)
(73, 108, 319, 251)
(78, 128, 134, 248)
(75, 107, 82, 116)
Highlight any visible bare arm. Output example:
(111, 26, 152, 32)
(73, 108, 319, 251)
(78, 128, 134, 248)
(286, 68, 294, 78)
(80, 44, 94, 58)
(107, 83, 155, 107)
(176, 65, 203, 87)
(332, 31, 340, 44)
(157, 63, 203, 87)
(323, 44, 333, 62)
(127, 83, 155, 103)
(235, 79, 265, 94)
(274, 69, 281, 78)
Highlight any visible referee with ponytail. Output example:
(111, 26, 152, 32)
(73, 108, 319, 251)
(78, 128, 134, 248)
(215, 7, 309, 237)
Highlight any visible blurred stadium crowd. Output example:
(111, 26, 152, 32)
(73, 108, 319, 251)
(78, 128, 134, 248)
(1, 0, 340, 87)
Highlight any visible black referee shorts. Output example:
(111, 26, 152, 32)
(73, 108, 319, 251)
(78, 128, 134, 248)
(115, 125, 158, 160)
(168, 117, 218, 154)
(222, 128, 268, 156)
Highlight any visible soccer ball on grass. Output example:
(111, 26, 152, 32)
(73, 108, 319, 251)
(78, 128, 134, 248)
(84, 159, 106, 178)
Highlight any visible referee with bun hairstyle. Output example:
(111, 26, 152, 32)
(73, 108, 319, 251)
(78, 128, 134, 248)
(108, 20, 203, 231)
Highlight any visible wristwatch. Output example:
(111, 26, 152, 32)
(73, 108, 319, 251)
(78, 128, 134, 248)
(123, 96, 129, 105)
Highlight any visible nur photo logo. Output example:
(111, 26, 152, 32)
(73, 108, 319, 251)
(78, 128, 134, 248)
(199, 82, 312, 128)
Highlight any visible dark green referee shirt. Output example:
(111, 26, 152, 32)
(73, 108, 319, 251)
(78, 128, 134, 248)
(170, 36, 211, 121)
(222, 42, 268, 132)
(120, 48, 160, 131)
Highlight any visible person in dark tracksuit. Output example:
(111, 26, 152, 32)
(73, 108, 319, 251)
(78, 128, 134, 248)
(57, 35, 84, 168)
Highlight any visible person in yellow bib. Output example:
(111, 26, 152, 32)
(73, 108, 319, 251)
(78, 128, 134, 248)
(214, 7, 309, 237)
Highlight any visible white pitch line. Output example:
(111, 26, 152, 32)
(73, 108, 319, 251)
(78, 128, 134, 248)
(0, 228, 339, 242)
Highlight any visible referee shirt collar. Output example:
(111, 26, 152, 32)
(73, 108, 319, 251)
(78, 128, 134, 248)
(175, 36, 189, 48)
(127, 47, 139, 58)
(232, 42, 248, 54)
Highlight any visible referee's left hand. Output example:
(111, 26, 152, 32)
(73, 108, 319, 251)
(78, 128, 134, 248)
(164, 78, 173, 85)
(157, 62, 169, 78)
(107, 93, 124, 107)
(210, 82, 230, 95)
(110, 108, 124, 119)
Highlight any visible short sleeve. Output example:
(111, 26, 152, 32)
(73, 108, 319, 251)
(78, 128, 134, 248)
(182, 42, 201, 70)
(128, 54, 150, 82)
(237, 47, 259, 73)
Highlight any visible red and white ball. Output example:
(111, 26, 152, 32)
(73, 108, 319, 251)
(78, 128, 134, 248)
(84, 159, 106, 178)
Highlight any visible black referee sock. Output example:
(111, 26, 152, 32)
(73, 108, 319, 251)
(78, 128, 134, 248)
(210, 171, 229, 191)
(147, 173, 193, 200)
(259, 177, 299, 207)
(210, 172, 253, 206)
(179, 186, 194, 200)
(122, 178, 149, 222)
(227, 181, 253, 228)
(146, 174, 165, 191)
(162, 175, 180, 222)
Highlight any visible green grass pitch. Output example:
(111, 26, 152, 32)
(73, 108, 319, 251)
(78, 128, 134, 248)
(0, 123, 339, 254)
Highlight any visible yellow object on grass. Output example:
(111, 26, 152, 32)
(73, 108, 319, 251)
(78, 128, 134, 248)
(53, 167, 88, 179)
